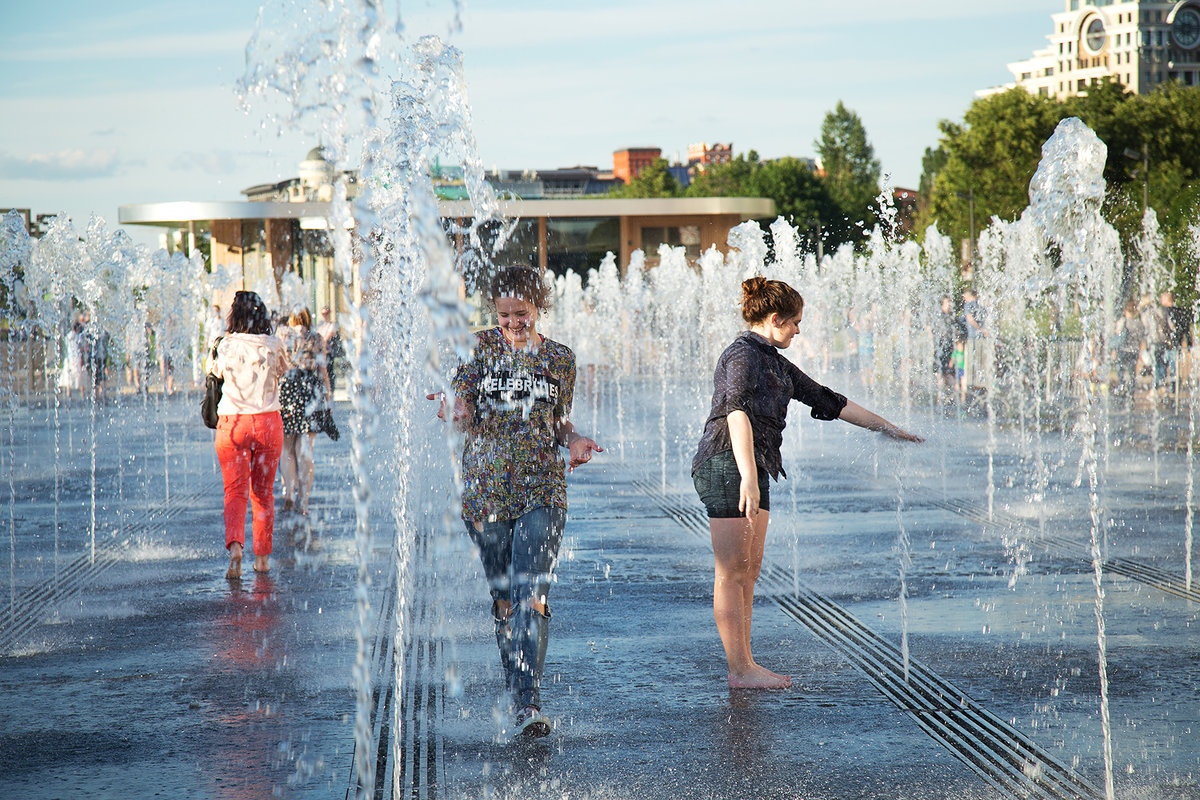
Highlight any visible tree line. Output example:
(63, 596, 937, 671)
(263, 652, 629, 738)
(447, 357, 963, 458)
(919, 80, 1200, 304)
(608, 101, 882, 253)
(611, 84, 1200, 302)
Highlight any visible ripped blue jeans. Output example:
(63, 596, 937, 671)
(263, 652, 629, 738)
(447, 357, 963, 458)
(466, 506, 565, 709)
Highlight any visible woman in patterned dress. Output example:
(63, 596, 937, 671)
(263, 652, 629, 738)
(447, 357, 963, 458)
(276, 308, 330, 516)
(431, 266, 602, 738)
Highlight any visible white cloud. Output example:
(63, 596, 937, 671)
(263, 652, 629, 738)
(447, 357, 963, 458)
(169, 150, 243, 175)
(0, 30, 246, 64)
(0, 149, 120, 181)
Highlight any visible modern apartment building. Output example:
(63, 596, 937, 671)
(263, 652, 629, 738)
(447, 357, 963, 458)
(1002, 0, 1200, 98)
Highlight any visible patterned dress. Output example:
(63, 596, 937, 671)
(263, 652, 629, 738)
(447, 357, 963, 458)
(452, 328, 576, 524)
(277, 327, 327, 435)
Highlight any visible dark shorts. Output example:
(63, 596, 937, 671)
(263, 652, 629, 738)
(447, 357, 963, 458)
(692, 449, 770, 519)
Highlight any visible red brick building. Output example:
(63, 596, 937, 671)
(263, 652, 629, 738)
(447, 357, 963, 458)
(612, 147, 662, 183)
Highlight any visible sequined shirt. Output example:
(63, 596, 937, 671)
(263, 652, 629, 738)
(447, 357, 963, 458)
(453, 328, 576, 523)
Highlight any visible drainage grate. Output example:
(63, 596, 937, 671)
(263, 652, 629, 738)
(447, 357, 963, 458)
(348, 537, 444, 800)
(634, 479, 1104, 800)
(926, 494, 1200, 603)
(0, 482, 218, 653)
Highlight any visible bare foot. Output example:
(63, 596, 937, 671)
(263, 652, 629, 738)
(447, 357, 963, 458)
(253, 555, 270, 573)
(226, 543, 243, 580)
(728, 664, 792, 690)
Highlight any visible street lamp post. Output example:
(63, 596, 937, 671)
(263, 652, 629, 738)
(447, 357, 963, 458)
(956, 187, 976, 272)
(1123, 145, 1149, 213)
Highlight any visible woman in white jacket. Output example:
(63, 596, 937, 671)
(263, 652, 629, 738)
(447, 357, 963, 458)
(208, 291, 287, 579)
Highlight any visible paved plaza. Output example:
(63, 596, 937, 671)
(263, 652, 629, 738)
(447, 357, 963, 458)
(1, 379, 1199, 799)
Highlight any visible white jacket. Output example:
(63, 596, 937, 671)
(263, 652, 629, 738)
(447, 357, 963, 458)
(209, 332, 287, 415)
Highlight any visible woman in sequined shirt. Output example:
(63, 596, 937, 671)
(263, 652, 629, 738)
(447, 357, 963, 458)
(692, 277, 922, 689)
(432, 265, 602, 738)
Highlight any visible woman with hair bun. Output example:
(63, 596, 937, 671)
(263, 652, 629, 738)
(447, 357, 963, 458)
(429, 265, 603, 737)
(692, 276, 922, 689)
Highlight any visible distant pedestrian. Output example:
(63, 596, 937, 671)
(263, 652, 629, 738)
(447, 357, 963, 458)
(1160, 292, 1192, 390)
(316, 306, 343, 394)
(961, 288, 989, 392)
(1111, 299, 1146, 395)
(429, 265, 602, 738)
(932, 294, 959, 400)
(207, 291, 287, 579)
(1141, 293, 1173, 394)
(277, 308, 331, 516)
(57, 318, 85, 399)
(692, 277, 922, 690)
(80, 312, 110, 403)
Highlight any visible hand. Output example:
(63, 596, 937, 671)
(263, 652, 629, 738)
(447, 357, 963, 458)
(738, 475, 760, 521)
(426, 392, 470, 426)
(566, 435, 603, 471)
(884, 425, 924, 443)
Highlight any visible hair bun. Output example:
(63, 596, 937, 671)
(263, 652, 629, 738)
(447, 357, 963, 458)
(741, 275, 768, 300)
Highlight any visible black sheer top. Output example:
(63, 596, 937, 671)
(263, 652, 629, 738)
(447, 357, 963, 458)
(692, 331, 847, 480)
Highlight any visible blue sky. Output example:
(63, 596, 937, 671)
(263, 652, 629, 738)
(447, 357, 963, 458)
(1, 0, 1053, 245)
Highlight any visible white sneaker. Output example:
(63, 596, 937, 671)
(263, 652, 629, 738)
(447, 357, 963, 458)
(514, 705, 550, 738)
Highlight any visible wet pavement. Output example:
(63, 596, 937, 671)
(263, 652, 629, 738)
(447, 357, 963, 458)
(2, 381, 1200, 799)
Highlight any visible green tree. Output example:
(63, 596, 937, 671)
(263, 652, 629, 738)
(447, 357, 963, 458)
(686, 151, 845, 249)
(815, 101, 881, 229)
(608, 158, 680, 198)
(685, 151, 759, 197)
(748, 157, 843, 245)
(917, 82, 1200, 306)
(917, 88, 1062, 244)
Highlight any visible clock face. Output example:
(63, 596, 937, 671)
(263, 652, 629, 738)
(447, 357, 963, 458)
(1174, 7, 1200, 50)
(1084, 17, 1107, 53)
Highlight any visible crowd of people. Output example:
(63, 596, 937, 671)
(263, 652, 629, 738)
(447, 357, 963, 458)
(49, 301, 345, 404)
(193, 271, 1196, 743)
(923, 287, 1194, 405)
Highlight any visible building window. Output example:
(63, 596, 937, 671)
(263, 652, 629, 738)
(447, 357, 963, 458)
(641, 226, 702, 260)
(545, 218, 619, 279)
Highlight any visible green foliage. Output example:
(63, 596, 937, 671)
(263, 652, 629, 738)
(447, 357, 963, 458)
(685, 150, 846, 248)
(916, 82, 1200, 302)
(608, 158, 681, 198)
(815, 101, 881, 228)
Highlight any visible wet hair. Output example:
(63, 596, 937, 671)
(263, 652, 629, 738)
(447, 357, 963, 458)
(487, 265, 553, 312)
(288, 308, 312, 329)
(741, 276, 803, 325)
(226, 291, 273, 335)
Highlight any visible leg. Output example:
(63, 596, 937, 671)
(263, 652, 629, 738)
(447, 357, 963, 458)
(215, 418, 250, 578)
(710, 511, 790, 689)
(296, 433, 316, 514)
(509, 507, 565, 711)
(466, 520, 517, 691)
(248, 412, 283, 571)
(279, 434, 299, 510)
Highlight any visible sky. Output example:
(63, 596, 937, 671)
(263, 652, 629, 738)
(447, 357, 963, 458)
(1, 0, 1055, 247)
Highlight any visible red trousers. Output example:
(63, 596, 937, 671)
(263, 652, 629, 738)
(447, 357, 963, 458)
(215, 412, 283, 556)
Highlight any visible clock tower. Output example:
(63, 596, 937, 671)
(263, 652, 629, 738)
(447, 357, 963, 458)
(992, 1, 1200, 99)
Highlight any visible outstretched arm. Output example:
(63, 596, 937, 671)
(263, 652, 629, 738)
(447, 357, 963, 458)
(839, 400, 924, 442)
